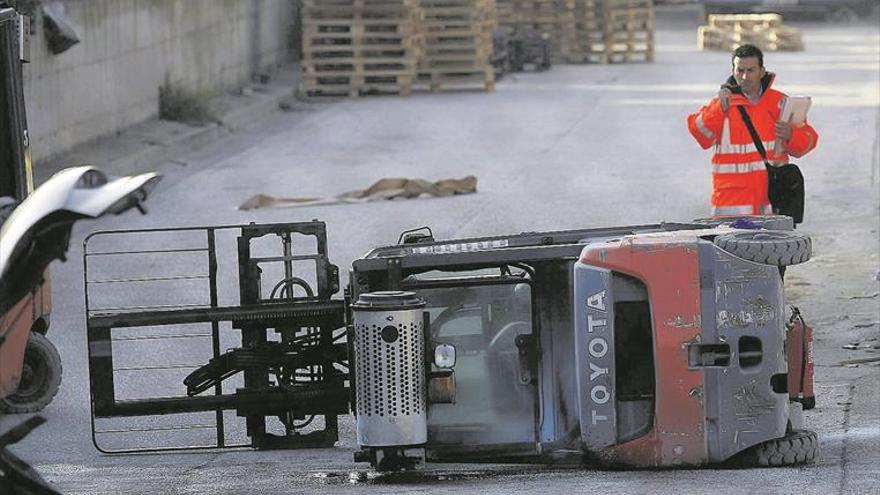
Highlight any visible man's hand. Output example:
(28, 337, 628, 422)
(775, 120, 793, 141)
(719, 87, 732, 112)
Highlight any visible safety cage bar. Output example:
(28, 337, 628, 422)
(83, 222, 349, 453)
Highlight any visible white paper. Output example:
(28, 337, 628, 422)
(773, 96, 811, 156)
(780, 96, 811, 125)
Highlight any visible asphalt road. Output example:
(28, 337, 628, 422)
(5, 15, 879, 495)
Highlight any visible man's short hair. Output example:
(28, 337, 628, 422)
(732, 44, 764, 67)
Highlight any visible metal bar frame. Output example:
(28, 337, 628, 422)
(83, 222, 349, 454)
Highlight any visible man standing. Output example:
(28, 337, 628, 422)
(687, 44, 818, 217)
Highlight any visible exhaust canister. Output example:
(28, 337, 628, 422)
(352, 291, 427, 447)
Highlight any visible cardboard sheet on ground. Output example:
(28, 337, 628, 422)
(239, 176, 477, 210)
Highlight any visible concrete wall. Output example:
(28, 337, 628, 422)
(23, 0, 296, 163)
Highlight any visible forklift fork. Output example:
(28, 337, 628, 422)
(84, 222, 350, 453)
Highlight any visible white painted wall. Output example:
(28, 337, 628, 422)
(23, 0, 296, 162)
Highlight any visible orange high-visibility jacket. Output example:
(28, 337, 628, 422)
(687, 74, 818, 216)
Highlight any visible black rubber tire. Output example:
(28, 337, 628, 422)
(747, 429, 819, 467)
(691, 215, 794, 231)
(801, 396, 816, 410)
(0, 332, 63, 413)
(713, 230, 811, 266)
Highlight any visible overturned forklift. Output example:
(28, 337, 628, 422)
(83, 216, 816, 470)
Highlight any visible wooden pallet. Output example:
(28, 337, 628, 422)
(416, 0, 495, 92)
(424, 41, 493, 55)
(416, 67, 496, 92)
(707, 13, 783, 31)
(302, 0, 425, 98)
(567, 0, 653, 63)
(496, 0, 572, 58)
(304, 7, 422, 22)
(300, 86, 413, 98)
(502, 0, 655, 64)
(304, 0, 419, 5)
(698, 23, 803, 52)
(767, 25, 804, 51)
(304, 0, 502, 94)
(559, 0, 600, 61)
(303, 31, 421, 50)
(301, 75, 415, 97)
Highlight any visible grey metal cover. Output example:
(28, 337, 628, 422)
(573, 264, 617, 448)
(353, 293, 427, 447)
(699, 243, 789, 462)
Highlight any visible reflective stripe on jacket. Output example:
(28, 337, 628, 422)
(687, 74, 819, 216)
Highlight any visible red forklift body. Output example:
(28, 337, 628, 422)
(0, 274, 50, 397)
(0, 297, 32, 397)
(578, 235, 707, 466)
(575, 230, 792, 466)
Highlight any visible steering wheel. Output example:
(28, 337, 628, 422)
(488, 321, 530, 354)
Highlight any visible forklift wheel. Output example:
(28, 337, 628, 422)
(0, 333, 63, 414)
(746, 429, 818, 467)
(800, 396, 816, 410)
(713, 230, 811, 266)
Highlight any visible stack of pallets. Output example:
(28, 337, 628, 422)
(301, 0, 424, 97)
(698, 14, 804, 52)
(564, 0, 604, 63)
(597, 0, 654, 63)
(418, 0, 497, 92)
(493, 0, 575, 62)
(498, 0, 654, 64)
(765, 25, 804, 51)
(494, 0, 516, 25)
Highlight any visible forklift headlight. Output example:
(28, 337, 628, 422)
(433, 344, 456, 369)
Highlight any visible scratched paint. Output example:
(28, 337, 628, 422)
(715, 274, 769, 301)
(743, 297, 775, 326)
(716, 296, 776, 329)
(666, 315, 701, 328)
(733, 382, 777, 420)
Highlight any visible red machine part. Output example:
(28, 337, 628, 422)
(580, 235, 707, 466)
(787, 309, 815, 409)
(0, 274, 51, 398)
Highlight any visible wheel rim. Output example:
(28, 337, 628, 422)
(8, 352, 49, 404)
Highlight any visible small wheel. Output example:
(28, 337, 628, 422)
(800, 396, 816, 410)
(0, 333, 63, 413)
(713, 230, 811, 266)
(373, 448, 421, 472)
(743, 429, 819, 467)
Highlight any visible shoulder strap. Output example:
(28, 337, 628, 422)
(736, 105, 771, 169)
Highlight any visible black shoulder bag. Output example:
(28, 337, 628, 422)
(736, 105, 805, 224)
